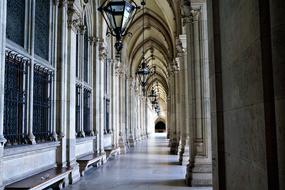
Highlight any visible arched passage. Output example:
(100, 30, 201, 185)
(155, 121, 166, 133)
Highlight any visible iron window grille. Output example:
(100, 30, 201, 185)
(104, 98, 110, 134)
(33, 65, 53, 143)
(83, 89, 91, 136)
(76, 84, 82, 137)
(4, 51, 29, 146)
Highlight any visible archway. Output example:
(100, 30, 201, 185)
(155, 121, 166, 133)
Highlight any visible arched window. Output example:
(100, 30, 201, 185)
(75, 13, 93, 138)
(4, 0, 55, 146)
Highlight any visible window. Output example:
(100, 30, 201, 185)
(84, 18, 89, 82)
(104, 58, 110, 134)
(4, 0, 55, 146)
(6, 0, 26, 47)
(35, 0, 50, 60)
(4, 52, 28, 146)
(105, 99, 110, 133)
(75, 85, 81, 136)
(75, 14, 93, 138)
(33, 66, 52, 142)
(83, 89, 91, 135)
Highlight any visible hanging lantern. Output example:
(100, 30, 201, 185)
(148, 86, 157, 102)
(98, 0, 139, 53)
(136, 58, 150, 87)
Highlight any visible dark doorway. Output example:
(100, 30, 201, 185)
(155, 121, 166, 133)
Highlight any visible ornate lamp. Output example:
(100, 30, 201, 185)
(148, 86, 157, 102)
(98, 0, 139, 55)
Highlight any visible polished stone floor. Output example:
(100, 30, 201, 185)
(65, 133, 212, 190)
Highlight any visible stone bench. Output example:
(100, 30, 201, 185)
(5, 167, 71, 190)
(77, 153, 104, 176)
(105, 147, 120, 161)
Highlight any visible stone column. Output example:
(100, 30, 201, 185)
(180, 34, 190, 166)
(184, 6, 197, 186)
(185, 7, 212, 186)
(169, 63, 179, 155)
(65, 2, 81, 184)
(128, 77, 135, 147)
(78, 24, 86, 137)
(166, 96, 171, 139)
(118, 65, 126, 153)
(176, 38, 188, 165)
(0, 1, 7, 189)
(55, 0, 68, 168)
(113, 62, 120, 148)
(97, 41, 106, 156)
(89, 37, 96, 137)
(27, 0, 36, 145)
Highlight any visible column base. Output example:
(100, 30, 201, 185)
(101, 152, 107, 164)
(119, 136, 126, 154)
(68, 161, 81, 184)
(170, 139, 179, 155)
(178, 147, 185, 165)
(185, 162, 212, 186)
(128, 136, 135, 147)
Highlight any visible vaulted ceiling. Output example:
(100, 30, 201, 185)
(124, 0, 182, 108)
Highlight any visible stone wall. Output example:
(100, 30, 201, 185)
(208, 0, 284, 189)
(270, 0, 285, 189)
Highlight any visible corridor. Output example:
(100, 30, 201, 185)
(66, 134, 212, 190)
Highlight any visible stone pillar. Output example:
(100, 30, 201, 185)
(97, 41, 106, 156)
(184, 5, 197, 186)
(27, 0, 36, 145)
(169, 68, 179, 154)
(113, 63, 120, 148)
(166, 96, 171, 139)
(0, 1, 7, 189)
(89, 37, 96, 137)
(65, 2, 81, 184)
(118, 65, 126, 153)
(55, 0, 68, 168)
(185, 6, 212, 186)
(180, 34, 190, 166)
(176, 38, 187, 165)
(128, 77, 135, 147)
(78, 24, 86, 137)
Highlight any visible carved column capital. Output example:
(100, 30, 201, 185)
(176, 38, 185, 58)
(88, 36, 96, 46)
(67, 3, 81, 32)
(98, 40, 107, 60)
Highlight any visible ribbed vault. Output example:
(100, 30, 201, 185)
(123, 0, 180, 114)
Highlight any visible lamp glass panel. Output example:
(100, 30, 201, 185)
(114, 14, 123, 28)
(122, 3, 135, 31)
(105, 11, 116, 30)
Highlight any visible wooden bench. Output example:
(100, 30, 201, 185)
(77, 153, 104, 176)
(5, 167, 71, 190)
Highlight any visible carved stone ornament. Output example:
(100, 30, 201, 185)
(67, 3, 81, 31)
(181, 0, 191, 17)
(98, 39, 107, 60)
(176, 38, 185, 57)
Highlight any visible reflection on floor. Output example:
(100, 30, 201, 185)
(65, 133, 212, 190)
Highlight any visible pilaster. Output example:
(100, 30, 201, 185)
(184, 6, 212, 186)
(0, 1, 5, 188)
(65, 1, 81, 184)
(128, 77, 135, 147)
